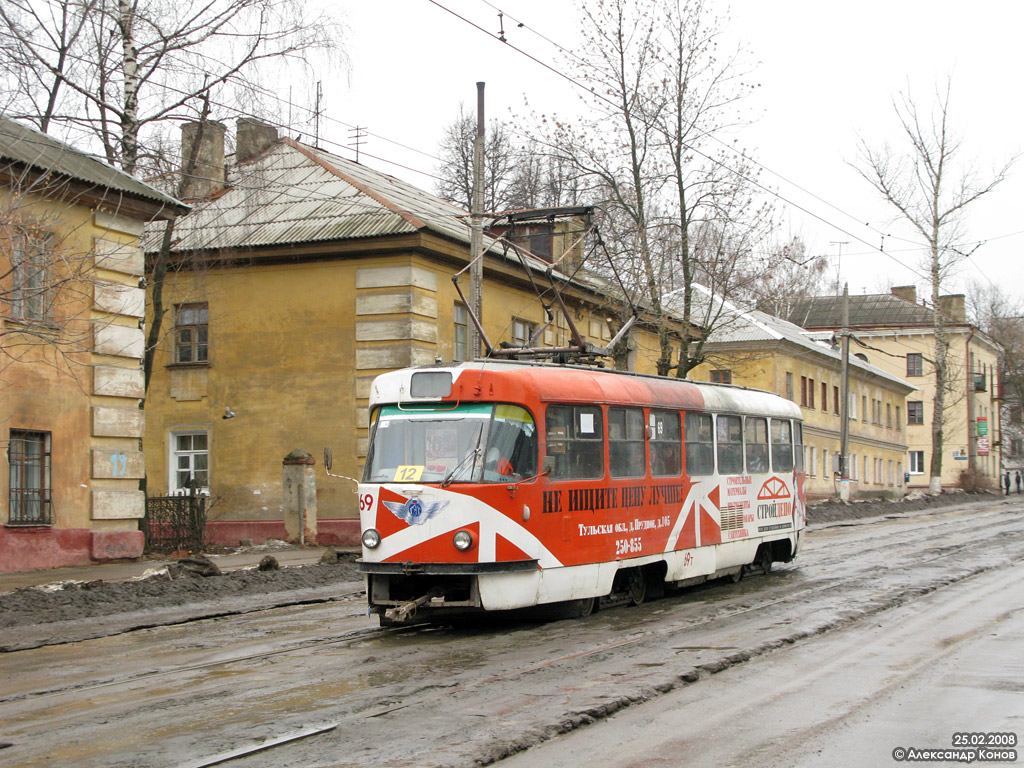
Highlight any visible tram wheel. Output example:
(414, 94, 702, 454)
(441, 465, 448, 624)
(756, 547, 773, 575)
(626, 568, 646, 605)
(729, 567, 744, 584)
(559, 597, 595, 619)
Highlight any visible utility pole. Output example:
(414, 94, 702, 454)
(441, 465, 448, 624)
(839, 282, 851, 501)
(830, 241, 849, 294)
(469, 82, 485, 359)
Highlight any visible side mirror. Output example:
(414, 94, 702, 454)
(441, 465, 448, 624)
(323, 446, 333, 472)
(542, 456, 556, 475)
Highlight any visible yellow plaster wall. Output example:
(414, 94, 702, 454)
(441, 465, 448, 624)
(693, 343, 911, 500)
(848, 330, 1001, 489)
(1, 189, 147, 531)
(146, 248, 679, 523)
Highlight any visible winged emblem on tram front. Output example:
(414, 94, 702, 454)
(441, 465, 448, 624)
(383, 498, 449, 525)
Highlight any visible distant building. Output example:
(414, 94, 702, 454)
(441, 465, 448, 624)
(142, 119, 684, 546)
(784, 287, 1002, 492)
(0, 116, 186, 572)
(677, 285, 914, 501)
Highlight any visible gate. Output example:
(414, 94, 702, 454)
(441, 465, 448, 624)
(142, 486, 207, 553)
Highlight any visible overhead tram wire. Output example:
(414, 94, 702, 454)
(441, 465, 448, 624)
(473, 0, 927, 253)
(437, 0, 933, 282)
(0, 29, 444, 182)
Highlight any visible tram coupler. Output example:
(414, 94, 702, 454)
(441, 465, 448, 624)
(384, 589, 442, 624)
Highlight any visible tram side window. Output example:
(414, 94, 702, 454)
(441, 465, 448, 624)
(745, 417, 769, 473)
(609, 407, 645, 478)
(684, 412, 714, 476)
(650, 410, 682, 477)
(716, 415, 744, 475)
(771, 419, 794, 472)
(546, 404, 604, 480)
(793, 421, 804, 472)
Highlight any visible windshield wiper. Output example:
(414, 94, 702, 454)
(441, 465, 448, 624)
(441, 425, 484, 487)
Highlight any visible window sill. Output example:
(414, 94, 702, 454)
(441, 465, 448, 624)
(166, 361, 211, 370)
(2, 316, 60, 335)
(5, 522, 55, 529)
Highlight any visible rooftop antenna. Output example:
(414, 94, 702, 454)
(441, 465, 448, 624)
(348, 126, 366, 163)
(313, 81, 322, 148)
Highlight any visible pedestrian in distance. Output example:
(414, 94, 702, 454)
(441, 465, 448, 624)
(1005, 471, 1012, 495)
(1016, 470, 1021, 494)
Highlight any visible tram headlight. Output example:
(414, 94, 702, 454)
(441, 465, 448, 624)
(361, 528, 381, 549)
(453, 529, 474, 551)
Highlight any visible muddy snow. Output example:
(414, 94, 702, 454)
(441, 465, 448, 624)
(0, 491, 1000, 651)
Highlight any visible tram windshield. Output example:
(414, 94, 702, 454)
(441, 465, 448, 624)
(364, 403, 537, 484)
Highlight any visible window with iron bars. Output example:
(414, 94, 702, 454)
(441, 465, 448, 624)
(8, 430, 52, 525)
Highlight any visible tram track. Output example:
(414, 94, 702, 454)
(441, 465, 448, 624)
(2, 504, 1017, 711)
(3, 505, 1023, 768)
(188, 510, 1024, 768)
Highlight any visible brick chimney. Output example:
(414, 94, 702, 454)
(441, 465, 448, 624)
(180, 120, 226, 200)
(236, 118, 278, 163)
(938, 294, 967, 323)
(891, 285, 917, 304)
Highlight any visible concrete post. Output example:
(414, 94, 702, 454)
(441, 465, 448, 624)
(282, 449, 317, 545)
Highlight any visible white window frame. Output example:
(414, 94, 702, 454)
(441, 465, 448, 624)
(169, 431, 210, 495)
(909, 450, 925, 474)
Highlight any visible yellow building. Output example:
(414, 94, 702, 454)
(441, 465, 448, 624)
(1, 117, 185, 572)
(679, 286, 914, 501)
(787, 288, 1002, 492)
(143, 120, 674, 546)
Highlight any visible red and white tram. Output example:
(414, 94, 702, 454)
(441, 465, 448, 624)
(356, 360, 806, 624)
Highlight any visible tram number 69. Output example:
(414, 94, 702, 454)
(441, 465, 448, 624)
(616, 537, 642, 555)
(359, 493, 375, 512)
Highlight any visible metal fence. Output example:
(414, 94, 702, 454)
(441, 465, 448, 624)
(142, 488, 207, 553)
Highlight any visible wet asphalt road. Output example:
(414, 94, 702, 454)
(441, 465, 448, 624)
(1, 498, 1022, 768)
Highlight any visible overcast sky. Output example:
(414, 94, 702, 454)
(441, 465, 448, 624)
(315, 0, 1023, 305)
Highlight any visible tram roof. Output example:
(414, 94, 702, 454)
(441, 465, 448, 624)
(369, 360, 802, 420)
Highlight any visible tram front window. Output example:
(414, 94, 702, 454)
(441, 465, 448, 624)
(364, 404, 537, 484)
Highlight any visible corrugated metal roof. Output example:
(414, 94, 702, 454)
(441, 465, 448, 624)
(156, 141, 473, 252)
(785, 294, 938, 329)
(148, 138, 570, 284)
(665, 285, 915, 391)
(0, 116, 185, 211)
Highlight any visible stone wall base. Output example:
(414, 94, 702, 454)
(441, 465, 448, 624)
(0, 528, 144, 572)
(203, 519, 359, 547)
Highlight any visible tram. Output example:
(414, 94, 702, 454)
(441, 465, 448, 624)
(355, 360, 805, 625)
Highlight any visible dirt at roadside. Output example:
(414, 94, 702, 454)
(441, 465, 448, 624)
(0, 493, 1003, 643)
(806, 489, 1003, 525)
(0, 554, 362, 636)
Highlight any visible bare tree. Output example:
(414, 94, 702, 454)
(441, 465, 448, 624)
(1, 172, 92, 376)
(434, 104, 523, 213)
(527, 0, 770, 376)
(967, 280, 1024, 424)
(854, 80, 1014, 493)
(0, 0, 340, 174)
(738, 235, 830, 318)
